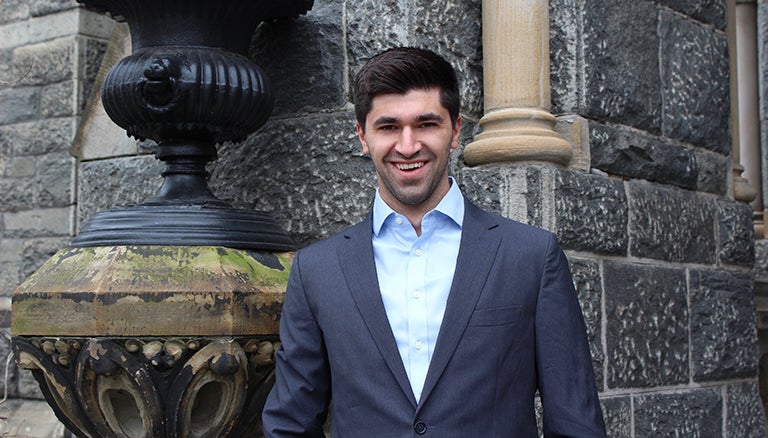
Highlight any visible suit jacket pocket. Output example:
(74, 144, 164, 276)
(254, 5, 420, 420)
(467, 305, 521, 327)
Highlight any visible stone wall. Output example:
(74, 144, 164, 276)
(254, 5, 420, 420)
(0, 0, 112, 432)
(3, 0, 766, 436)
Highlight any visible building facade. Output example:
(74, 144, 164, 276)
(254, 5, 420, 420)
(1, 0, 766, 436)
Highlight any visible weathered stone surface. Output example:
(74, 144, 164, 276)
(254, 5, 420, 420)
(39, 81, 73, 118)
(250, 0, 346, 117)
(550, 0, 579, 115)
(583, 0, 661, 133)
(0, 0, 30, 24)
(718, 200, 755, 266)
(0, 118, 74, 156)
(210, 112, 374, 247)
(0, 178, 37, 212)
(0, 87, 39, 124)
(694, 148, 728, 195)
(16, 367, 44, 400)
(0, 263, 21, 297)
(460, 165, 537, 225)
(35, 152, 75, 208)
(601, 396, 631, 438)
(555, 169, 627, 255)
(0, 398, 68, 438)
(3, 156, 36, 178)
(567, 257, 604, 390)
(3, 207, 71, 238)
(604, 262, 689, 388)
(0, 328, 18, 397)
(77, 154, 162, 227)
(21, 237, 70, 279)
(657, 0, 727, 30)
(30, 0, 78, 17)
(589, 122, 697, 190)
(81, 38, 108, 110)
(411, 0, 483, 119)
(660, 11, 730, 154)
(761, 3, 768, 122)
(690, 269, 758, 381)
(635, 389, 723, 436)
(12, 37, 74, 86)
(727, 381, 767, 436)
(628, 181, 716, 263)
(346, 0, 408, 73)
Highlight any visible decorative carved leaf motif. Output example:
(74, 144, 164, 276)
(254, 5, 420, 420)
(166, 341, 249, 438)
(76, 339, 163, 438)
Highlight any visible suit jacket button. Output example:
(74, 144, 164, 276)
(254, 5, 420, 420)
(414, 421, 427, 435)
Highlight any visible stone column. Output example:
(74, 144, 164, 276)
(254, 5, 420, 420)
(464, 0, 572, 166)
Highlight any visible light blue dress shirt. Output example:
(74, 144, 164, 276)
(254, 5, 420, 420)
(371, 178, 464, 403)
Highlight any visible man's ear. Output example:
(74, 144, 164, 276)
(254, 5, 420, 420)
(451, 115, 462, 150)
(356, 121, 369, 155)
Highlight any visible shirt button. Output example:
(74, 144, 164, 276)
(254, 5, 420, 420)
(395, 217, 403, 225)
(414, 421, 427, 435)
(414, 248, 423, 256)
(412, 290, 420, 299)
(415, 341, 423, 350)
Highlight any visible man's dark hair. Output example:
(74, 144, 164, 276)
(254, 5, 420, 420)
(353, 47, 460, 130)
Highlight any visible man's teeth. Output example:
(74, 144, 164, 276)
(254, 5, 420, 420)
(396, 162, 424, 170)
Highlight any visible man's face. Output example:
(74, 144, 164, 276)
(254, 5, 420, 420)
(356, 88, 461, 214)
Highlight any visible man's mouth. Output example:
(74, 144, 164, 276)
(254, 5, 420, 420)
(395, 162, 425, 171)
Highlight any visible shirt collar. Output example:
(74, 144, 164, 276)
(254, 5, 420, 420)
(372, 177, 464, 236)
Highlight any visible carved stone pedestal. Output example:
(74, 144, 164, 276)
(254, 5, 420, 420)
(11, 1, 313, 436)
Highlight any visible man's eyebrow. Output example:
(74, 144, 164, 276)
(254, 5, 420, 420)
(372, 116, 399, 126)
(416, 113, 444, 123)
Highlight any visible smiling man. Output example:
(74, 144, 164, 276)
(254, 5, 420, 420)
(262, 47, 606, 437)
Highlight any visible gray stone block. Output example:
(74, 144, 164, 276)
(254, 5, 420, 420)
(589, 122, 697, 190)
(0, 0, 30, 24)
(346, 0, 408, 73)
(250, 0, 346, 117)
(550, 0, 579, 115)
(0, 178, 36, 212)
(460, 164, 537, 225)
(12, 37, 74, 86)
(4, 156, 36, 178)
(555, 169, 627, 255)
(583, 0, 661, 133)
(657, 0, 727, 30)
(628, 181, 716, 264)
(761, 3, 768, 121)
(0, 87, 39, 124)
(0, 118, 74, 156)
(694, 148, 728, 195)
(567, 257, 604, 390)
(718, 200, 755, 266)
(601, 396, 631, 438)
(635, 389, 723, 436)
(411, 0, 483, 120)
(660, 11, 730, 154)
(690, 269, 759, 381)
(16, 368, 44, 400)
(0, 329, 17, 398)
(40, 81, 74, 119)
(35, 152, 75, 208)
(210, 112, 375, 247)
(0, 263, 22, 297)
(30, 0, 79, 17)
(0, 398, 68, 438)
(604, 262, 689, 388)
(77, 155, 163, 228)
(3, 207, 71, 239)
(727, 381, 767, 436)
(21, 237, 70, 279)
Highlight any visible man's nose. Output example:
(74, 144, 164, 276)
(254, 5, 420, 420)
(395, 127, 421, 156)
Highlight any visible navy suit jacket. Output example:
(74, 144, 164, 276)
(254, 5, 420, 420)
(262, 200, 606, 437)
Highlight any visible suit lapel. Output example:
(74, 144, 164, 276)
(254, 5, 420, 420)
(337, 214, 418, 407)
(417, 202, 502, 407)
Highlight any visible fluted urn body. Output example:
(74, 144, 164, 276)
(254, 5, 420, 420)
(11, 1, 313, 437)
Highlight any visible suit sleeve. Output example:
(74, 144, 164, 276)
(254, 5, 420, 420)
(535, 234, 606, 437)
(262, 250, 331, 438)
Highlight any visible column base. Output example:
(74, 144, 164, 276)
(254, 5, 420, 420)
(465, 108, 573, 166)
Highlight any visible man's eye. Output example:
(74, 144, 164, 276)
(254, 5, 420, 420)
(420, 122, 437, 128)
(379, 125, 397, 131)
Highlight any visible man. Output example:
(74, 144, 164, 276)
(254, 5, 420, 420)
(262, 47, 606, 437)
